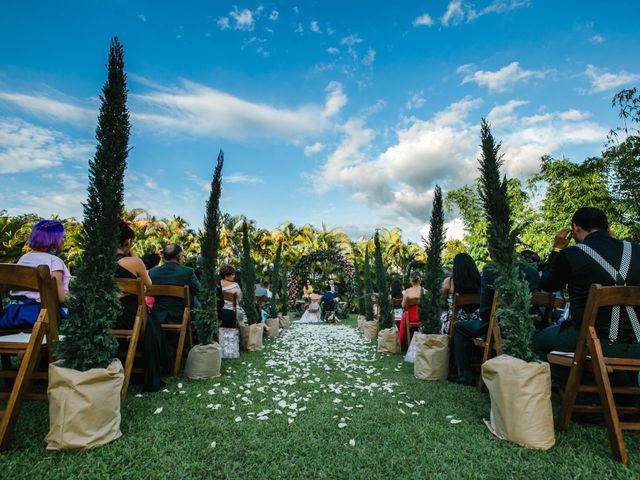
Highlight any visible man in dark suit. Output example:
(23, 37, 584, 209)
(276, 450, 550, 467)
(149, 243, 200, 324)
(534, 208, 640, 375)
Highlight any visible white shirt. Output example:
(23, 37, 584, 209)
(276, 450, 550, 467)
(12, 251, 71, 302)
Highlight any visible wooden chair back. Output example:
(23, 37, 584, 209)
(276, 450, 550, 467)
(531, 291, 567, 326)
(449, 292, 481, 334)
(147, 284, 192, 376)
(550, 284, 640, 464)
(391, 298, 403, 309)
(222, 291, 237, 314)
(112, 277, 145, 399)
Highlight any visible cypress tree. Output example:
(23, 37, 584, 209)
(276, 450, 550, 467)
(58, 37, 129, 371)
(363, 245, 374, 322)
(194, 150, 224, 345)
(478, 119, 536, 361)
(268, 240, 282, 318)
(280, 265, 289, 316)
(352, 246, 365, 316)
(419, 185, 446, 334)
(240, 221, 260, 325)
(374, 231, 392, 329)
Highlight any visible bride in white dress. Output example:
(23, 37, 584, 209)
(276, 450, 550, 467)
(297, 291, 322, 323)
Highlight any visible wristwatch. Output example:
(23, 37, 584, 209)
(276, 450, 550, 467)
(549, 246, 561, 253)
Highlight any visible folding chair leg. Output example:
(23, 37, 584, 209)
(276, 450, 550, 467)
(557, 355, 586, 432)
(0, 315, 46, 450)
(173, 326, 187, 376)
(588, 327, 628, 464)
(121, 313, 142, 400)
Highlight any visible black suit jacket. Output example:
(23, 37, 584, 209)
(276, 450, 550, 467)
(540, 230, 640, 342)
(149, 262, 200, 324)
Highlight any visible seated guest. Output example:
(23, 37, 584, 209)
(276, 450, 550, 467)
(1, 220, 70, 328)
(141, 252, 161, 309)
(390, 279, 404, 324)
(440, 253, 481, 334)
(320, 284, 337, 319)
(255, 279, 268, 298)
(302, 280, 313, 300)
(219, 264, 242, 327)
(534, 207, 640, 385)
(115, 221, 167, 392)
(451, 252, 539, 386)
(262, 280, 273, 299)
(399, 272, 423, 346)
(149, 244, 200, 324)
(298, 289, 322, 323)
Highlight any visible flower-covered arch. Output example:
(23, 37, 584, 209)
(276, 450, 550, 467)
(287, 250, 354, 300)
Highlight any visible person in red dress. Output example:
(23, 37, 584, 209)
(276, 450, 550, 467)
(399, 271, 423, 346)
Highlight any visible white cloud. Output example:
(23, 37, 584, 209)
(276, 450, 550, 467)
(340, 34, 363, 46)
(559, 109, 591, 121)
(0, 92, 96, 126)
(137, 14, 147, 23)
(458, 61, 547, 92)
(361, 48, 376, 68)
(413, 13, 434, 27)
(295, 23, 304, 33)
(310, 21, 321, 33)
(406, 92, 427, 110)
(486, 99, 528, 128)
(269, 10, 279, 21)
(217, 17, 230, 30)
(229, 8, 255, 31)
(584, 64, 640, 93)
(133, 79, 346, 140)
(304, 142, 325, 156)
(0, 117, 93, 174)
(327, 47, 340, 55)
(590, 35, 604, 44)
(441, 0, 530, 26)
(225, 174, 265, 184)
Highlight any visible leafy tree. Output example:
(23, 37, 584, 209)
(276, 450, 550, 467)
(280, 265, 289, 315)
(374, 231, 392, 329)
(478, 119, 536, 362)
(193, 151, 224, 345)
(268, 240, 282, 318)
(363, 245, 374, 322)
(604, 87, 640, 241)
(442, 239, 467, 267)
(419, 186, 445, 334)
(239, 221, 260, 325)
(58, 37, 129, 371)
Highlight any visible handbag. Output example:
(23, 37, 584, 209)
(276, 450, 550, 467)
(219, 327, 240, 359)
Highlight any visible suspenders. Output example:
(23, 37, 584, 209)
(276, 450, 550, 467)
(575, 241, 640, 343)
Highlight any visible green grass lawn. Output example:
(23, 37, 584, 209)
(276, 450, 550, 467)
(3, 316, 639, 479)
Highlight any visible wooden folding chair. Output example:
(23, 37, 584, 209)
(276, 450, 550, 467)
(403, 297, 420, 351)
(222, 291, 237, 325)
(476, 291, 566, 391)
(112, 278, 145, 399)
(448, 292, 481, 335)
(0, 264, 53, 449)
(548, 284, 640, 464)
(147, 285, 192, 376)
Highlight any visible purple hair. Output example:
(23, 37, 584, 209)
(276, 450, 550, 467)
(28, 220, 65, 251)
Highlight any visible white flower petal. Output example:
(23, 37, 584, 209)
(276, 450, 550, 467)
(154, 407, 163, 415)
(235, 416, 242, 422)
(338, 422, 347, 429)
(210, 441, 217, 449)
(349, 439, 356, 447)
(450, 419, 462, 424)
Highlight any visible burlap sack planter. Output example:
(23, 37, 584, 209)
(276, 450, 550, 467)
(377, 326, 401, 354)
(363, 320, 379, 340)
(357, 315, 366, 332)
(481, 355, 555, 450)
(278, 314, 290, 329)
(240, 324, 264, 351)
(414, 334, 449, 380)
(46, 359, 124, 451)
(184, 342, 222, 379)
(266, 318, 280, 337)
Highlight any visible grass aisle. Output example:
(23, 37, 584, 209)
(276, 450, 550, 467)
(4, 316, 640, 479)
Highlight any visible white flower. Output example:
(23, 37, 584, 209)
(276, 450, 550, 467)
(338, 422, 347, 429)
(135, 394, 143, 398)
(446, 415, 453, 419)
(399, 408, 406, 415)
(154, 407, 163, 415)
(178, 383, 183, 389)
(162, 389, 170, 393)
(288, 418, 295, 424)
(349, 439, 356, 447)
(258, 416, 269, 421)
(210, 441, 217, 449)
(450, 419, 462, 424)
(235, 416, 242, 422)
(179, 391, 186, 394)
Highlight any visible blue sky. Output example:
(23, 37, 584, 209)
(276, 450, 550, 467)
(1, 1, 639, 241)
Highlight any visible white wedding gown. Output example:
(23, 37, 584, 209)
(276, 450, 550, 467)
(297, 301, 322, 324)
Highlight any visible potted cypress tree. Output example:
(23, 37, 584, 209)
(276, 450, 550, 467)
(46, 37, 128, 450)
(362, 245, 378, 340)
(477, 120, 554, 450)
(414, 185, 449, 380)
(352, 246, 367, 332)
(265, 240, 282, 337)
(374, 232, 400, 353)
(278, 265, 290, 329)
(239, 221, 263, 351)
(184, 151, 224, 379)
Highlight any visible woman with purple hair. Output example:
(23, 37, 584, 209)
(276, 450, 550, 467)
(0, 220, 71, 328)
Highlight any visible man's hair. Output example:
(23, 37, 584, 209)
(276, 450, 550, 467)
(571, 207, 608, 231)
(519, 250, 540, 266)
(163, 243, 183, 261)
(141, 252, 161, 270)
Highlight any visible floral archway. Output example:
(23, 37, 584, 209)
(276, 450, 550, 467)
(287, 250, 354, 300)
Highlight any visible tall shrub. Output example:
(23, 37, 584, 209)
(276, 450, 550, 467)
(240, 221, 260, 325)
(419, 185, 446, 334)
(280, 266, 289, 315)
(268, 240, 282, 318)
(363, 246, 374, 322)
(374, 232, 392, 329)
(194, 150, 224, 345)
(478, 119, 535, 361)
(58, 37, 129, 371)
(352, 246, 365, 316)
